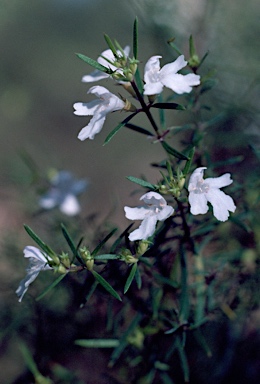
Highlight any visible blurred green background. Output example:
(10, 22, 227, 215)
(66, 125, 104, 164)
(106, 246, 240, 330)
(0, 0, 259, 383)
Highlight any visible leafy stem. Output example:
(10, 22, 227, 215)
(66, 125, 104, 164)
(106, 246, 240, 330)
(130, 80, 160, 135)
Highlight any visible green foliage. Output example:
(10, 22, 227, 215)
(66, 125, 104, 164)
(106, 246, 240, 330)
(8, 12, 259, 384)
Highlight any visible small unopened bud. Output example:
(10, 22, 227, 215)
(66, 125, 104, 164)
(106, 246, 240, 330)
(121, 82, 136, 97)
(127, 327, 144, 349)
(158, 185, 168, 195)
(120, 249, 137, 264)
(59, 252, 71, 269)
(123, 98, 137, 112)
(178, 176, 186, 190)
(80, 247, 94, 271)
(56, 264, 67, 274)
(129, 62, 138, 77)
(136, 240, 149, 256)
(85, 258, 94, 271)
(49, 254, 60, 267)
(147, 94, 157, 104)
(188, 55, 200, 68)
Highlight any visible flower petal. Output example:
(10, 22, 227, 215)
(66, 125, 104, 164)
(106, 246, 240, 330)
(157, 205, 174, 221)
(206, 189, 236, 222)
(16, 269, 42, 302)
(206, 173, 233, 189)
(73, 100, 101, 116)
(144, 56, 162, 81)
(161, 73, 200, 94)
(140, 191, 167, 206)
(159, 55, 187, 76)
(16, 246, 52, 302)
(82, 70, 109, 83)
(23, 246, 51, 263)
(77, 114, 106, 141)
(60, 194, 81, 216)
(143, 82, 164, 95)
(188, 167, 207, 191)
(189, 192, 209, 215)
(129, 216, 157, 241)
(124, 206, 150, 221)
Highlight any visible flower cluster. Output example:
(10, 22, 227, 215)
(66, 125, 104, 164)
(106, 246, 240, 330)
(16, 35, 237, 304)
(73, 46, 200, 141)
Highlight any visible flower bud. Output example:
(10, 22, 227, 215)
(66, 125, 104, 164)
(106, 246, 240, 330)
(127, 327, 144, 349)
(136, 240, 149, 256)
(123, 98, 137, 112)
(120, 249, 137, 264)
(49, 254, 60, 267)
(178, 176, 186, 190)
(188, 54, 200, 69)
(80, 247, 94, 271)
(158, 185, 168, 195)
(56, 264, 67, 274)
(59, 252, 71, 269)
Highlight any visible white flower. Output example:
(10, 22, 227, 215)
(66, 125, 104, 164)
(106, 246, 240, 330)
(188, 167, 236, 222)
(74, 85, 125, 141)
(39, 170, 88, 216)
(124, 191, 174, 241)
(82, 46, 130, 83)
(143, 54, 200, 95)
(16, 246, 53, 302)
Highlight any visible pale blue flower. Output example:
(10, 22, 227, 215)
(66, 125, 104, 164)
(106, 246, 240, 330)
(16, 246, 53, 302)
(74, 86, 125, 140)
(188, 167, 236, 221)
(124, 192, 174, 241)
(39, 170, 88, 216)
(143, 55, 200, 95)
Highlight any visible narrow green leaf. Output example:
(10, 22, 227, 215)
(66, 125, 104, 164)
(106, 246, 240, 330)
(161, 141, 189, 160)
(189, 35, 196, 57)
(19, 342, 43, 378)
(134, 67, 144, 94)
(152, 102, 186, 111)
(75, 339, 119, 348)
(198, 51, 209, 69)
(126, 176, 156, 190)
(125, 123, 153, 137)
(61, 223, 84, 265)
(124, 263, 138, 293)
(167, 38, 183, 55)
(103, 112, 138, 145)
(183, 147, 195, 176)
(135, 265, 142, 289)
(94, 254, 119, 261)
(103, 34, 118, 57)
(91, 228, 118, 256)
(133, 17, 138, 59)
(76, 53, 112, 73)
(109, 312, 143, 367)
(36, 273, 67, 301)
(24, 225, 56, 257)
(176, 336, 190, 383)
(92, 271, 122, 301)
(84, 280, 99, 304)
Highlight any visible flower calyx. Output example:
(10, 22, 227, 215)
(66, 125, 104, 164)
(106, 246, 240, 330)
(80, 246, 94, 271)
(120, 248, 138, 265)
